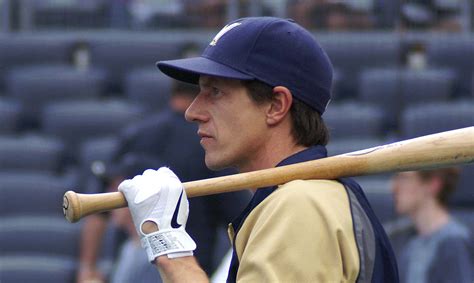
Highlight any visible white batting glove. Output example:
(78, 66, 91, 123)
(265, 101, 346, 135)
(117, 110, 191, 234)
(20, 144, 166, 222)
(118, 167, 196, 262)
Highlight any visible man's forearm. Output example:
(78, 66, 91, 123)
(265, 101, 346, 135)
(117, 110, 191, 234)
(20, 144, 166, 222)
(141, 221, 209, 283)
(79, 214, 107, 268)
(156, 255, 209, 283)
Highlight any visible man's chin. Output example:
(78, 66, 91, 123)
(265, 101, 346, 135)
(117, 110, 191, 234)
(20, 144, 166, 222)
(205, 157, 231, 172)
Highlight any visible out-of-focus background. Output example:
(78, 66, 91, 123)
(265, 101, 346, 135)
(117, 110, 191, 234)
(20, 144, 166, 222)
(0, 1, 473, 282)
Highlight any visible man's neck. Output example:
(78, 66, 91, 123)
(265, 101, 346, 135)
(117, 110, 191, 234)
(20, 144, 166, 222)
(411, 201, 450, 236)
(238, 120, 308, 175)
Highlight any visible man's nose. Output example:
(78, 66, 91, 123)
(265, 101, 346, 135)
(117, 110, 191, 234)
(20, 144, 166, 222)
(185, 93, 207, 123)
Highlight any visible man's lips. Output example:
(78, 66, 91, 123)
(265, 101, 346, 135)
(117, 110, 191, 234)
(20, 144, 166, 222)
(197, 131, 213, 145)
(197, 131, 212, 139)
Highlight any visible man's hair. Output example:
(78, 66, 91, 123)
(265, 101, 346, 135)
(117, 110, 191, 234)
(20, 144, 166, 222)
(417, 167, 461, 206)
(242, 80, 329, 146)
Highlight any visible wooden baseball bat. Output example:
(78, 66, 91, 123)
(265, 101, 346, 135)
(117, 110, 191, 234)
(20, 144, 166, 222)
(64, 127, 474, 223)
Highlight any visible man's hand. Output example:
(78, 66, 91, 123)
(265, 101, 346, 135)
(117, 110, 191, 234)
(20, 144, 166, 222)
(118, 168, 196, 262)
(76, 265, 104, 283)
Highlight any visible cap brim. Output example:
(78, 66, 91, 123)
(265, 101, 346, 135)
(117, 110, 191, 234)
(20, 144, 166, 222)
(157, 56, 254, 84)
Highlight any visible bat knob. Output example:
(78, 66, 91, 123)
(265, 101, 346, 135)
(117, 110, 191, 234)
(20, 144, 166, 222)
(63, 191, 81, 223)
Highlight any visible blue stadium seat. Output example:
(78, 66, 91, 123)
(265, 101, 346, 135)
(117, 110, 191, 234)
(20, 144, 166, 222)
(41, 99, 144, 152)
(318, 33, 401, 98)
(452, 208, 474, 236)
(451, 164, 474, 208)
(401, 100, 474, 138)
(0, 255, 76, 283)
(331, 68, 344, 101)
(6, 65, 106, 125)
(78, 137, 120, 193)
(0, 36, 73, 90)
(124, 68, 173, 112)
(356, 177, 396, 224)
(358, 68, 400, 128)
(0, 98, 21, 134)
(89, 37, 184, 92)
(29, 0, 108, 29)
(324, 102, 385, 138)
(0, 134, 65, 173)
(399, 69, 455, 103)
(359, 68, 455, 130)
(427, 36, 474, 97)
(0, 216, 80, 258)
(0, 172, 73, 217)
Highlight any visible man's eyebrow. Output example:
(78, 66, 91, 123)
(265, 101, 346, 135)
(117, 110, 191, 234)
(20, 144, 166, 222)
(199, 77, 216, 87)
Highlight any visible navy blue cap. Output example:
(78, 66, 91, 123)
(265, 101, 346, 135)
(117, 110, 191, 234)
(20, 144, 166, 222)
(157, 17, 333, 114)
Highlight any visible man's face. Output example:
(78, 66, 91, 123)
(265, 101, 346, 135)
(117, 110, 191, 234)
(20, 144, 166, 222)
(391, 171, 427, 215)
(185, 76, 269, 172)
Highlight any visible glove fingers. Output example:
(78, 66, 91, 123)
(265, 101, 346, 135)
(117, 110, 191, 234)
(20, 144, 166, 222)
(118, 179, 135, 198)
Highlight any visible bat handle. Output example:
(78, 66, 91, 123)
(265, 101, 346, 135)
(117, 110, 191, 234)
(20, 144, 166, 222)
(63, 191, 127, 223)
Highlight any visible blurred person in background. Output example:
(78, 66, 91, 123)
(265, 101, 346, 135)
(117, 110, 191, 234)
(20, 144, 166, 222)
(400, 0, 466, 32)
(387, 167, 473, 283)
(288, 0, 373, 30)
(76, 81, 250, 283)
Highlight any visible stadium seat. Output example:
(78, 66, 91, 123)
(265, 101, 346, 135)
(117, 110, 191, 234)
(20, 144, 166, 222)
(124, 68, 173, 112)
(29, 0, 108, 29)
(400, 100, 474, 138)
(0, 134, 65, 173)
(427, 36, 474, 97)
(358, 68, 400, 129)
(0, 98, 21, 134)
(0, 216, 80, 257)
(6, 65, 107, 125)
(324, 102, 385, 138)
(331, 68, 345, 101)
(0, 255, 76, 283)
(452, 208, 474, 236)
(0, 36, 73, 91)
(78, 136, 120, 193)
(399, 69, 455, 103)
(0, 171, 73, 217)
(41, 99, 144, 153)
(89, 37, 184, 92)
(318, 33, 401, 98)
(356, 177, 396, 224)
(450, 164, 474, 208)
(358, 68, 455, 130)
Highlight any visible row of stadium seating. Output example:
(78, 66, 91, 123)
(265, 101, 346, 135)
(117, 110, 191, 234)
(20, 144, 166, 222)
(0, 65, 473, 134)
(0, 32, 473, 94)
(1, 94, 473, 142)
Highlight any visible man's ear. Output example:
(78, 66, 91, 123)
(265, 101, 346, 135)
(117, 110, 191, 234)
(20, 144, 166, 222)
(266, 86, 293, 126)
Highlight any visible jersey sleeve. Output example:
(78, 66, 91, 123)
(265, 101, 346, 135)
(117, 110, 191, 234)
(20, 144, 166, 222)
(234, 180, 360, 283)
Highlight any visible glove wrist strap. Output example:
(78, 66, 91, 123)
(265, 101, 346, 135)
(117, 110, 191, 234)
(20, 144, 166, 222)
(141, 229, 196, 262)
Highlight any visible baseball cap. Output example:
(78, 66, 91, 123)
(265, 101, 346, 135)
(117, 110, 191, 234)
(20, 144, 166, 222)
(157, 17, 333, 114)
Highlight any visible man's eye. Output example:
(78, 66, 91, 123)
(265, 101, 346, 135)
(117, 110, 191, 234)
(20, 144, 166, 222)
(211, 87, 221, 96)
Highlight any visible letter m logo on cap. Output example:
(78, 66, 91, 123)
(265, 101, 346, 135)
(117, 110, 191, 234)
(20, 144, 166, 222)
(210, 22, 242, 46)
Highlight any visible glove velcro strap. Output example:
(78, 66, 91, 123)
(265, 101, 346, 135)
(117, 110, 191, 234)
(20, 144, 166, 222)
(141, 229, 196, 262)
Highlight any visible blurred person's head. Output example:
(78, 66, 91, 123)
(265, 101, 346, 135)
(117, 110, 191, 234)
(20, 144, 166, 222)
(391, 167, 461, 216)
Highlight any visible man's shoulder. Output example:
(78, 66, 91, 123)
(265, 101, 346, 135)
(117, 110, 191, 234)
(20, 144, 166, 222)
(274, 179, 346, 199)
(258, 180, 350, 216)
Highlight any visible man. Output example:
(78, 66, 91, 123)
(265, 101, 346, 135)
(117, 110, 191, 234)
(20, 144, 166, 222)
(77, 81, 249, 283)
(387, 168, 472, 283)
(118, 17, 399, 282)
